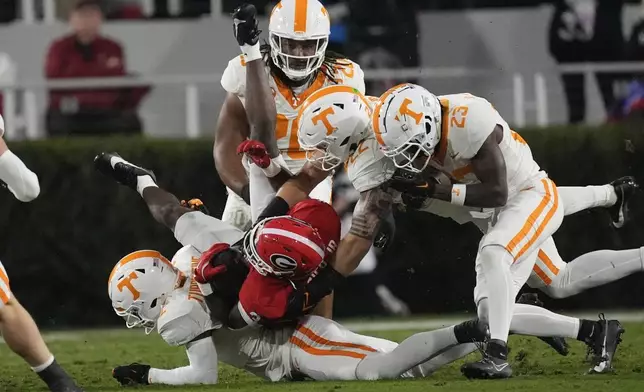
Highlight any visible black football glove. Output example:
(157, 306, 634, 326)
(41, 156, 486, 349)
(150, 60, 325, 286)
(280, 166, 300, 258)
(388, 170, 436, 209)
(233, 3, 261, 47)
(112, 363, 151, 386)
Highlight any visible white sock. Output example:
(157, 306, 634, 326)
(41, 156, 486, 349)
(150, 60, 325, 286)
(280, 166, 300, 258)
(510, 304, 580, 339)
(544, 247, 644, 298)
(31, 355, 55, 373)
(413, 343, 478, 377)
(355, 326, 458, 380)
(108, 155, 157, 196)
(558, 185, 617, 216)
(477, 246, 514, 342)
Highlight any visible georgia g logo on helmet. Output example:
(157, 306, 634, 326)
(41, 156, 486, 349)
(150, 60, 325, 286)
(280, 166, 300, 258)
(270, 254, 299, 272)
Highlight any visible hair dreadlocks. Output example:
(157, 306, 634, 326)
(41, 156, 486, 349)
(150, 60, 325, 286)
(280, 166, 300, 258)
(260, 43, 350, 88)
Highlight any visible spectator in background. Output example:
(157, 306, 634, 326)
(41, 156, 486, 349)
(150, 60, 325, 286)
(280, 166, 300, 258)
(45, 0, 149, 136)
(549, 0, 625, 124)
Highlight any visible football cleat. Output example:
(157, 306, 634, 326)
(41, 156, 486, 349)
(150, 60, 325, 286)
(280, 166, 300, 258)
(516, 293, 570, 356)
(609, 176, 639, 228)
(454, 318, 490, 344)
(585, 314, 625, 374)
(233, 3, 261, 47)
(94, 152, 157, 192)
(461, 339, 512, 379)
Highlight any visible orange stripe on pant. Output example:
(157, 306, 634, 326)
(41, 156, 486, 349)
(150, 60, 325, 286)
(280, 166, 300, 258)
(506, 179, 558, 261)
(0, 267, 10, 304)
(537, 249, 560, 275)
(289, 336, 367, 359)
(515, 179, 559, 261)
(296, 325, 377, 353)
(532, 264, 552, 285)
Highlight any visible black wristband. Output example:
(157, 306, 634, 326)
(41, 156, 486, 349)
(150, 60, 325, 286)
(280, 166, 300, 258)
(256, 196, 290, 222)
(240, 184, 251, 205)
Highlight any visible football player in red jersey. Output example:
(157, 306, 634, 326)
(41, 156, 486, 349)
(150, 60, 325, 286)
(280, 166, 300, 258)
(95, 152, 344, 328)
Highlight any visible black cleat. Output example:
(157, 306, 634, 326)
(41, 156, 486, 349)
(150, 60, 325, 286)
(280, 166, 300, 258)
(609, 176, 639, 228)
(461, 339, 512, 379)
(94, 152, 157, 191)
(454, 319, 490, 344)
(233, 3, 261, 47)
(516, 293, 570, 356)
(584, 314, 625, 374)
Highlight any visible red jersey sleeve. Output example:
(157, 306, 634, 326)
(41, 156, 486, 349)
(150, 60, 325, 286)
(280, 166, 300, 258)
(236, 269, 294, 326)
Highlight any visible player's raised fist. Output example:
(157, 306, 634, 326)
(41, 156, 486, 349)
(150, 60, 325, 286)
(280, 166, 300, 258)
(233, 3, 261, 47)
(237, 139, 271, 168)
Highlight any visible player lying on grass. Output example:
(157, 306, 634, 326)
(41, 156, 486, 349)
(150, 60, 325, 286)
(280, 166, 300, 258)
(96, 152, 623, 385)
(96, 152, 501, 385)
(0, 116, 84, 392)
(239, 84, 631, 376)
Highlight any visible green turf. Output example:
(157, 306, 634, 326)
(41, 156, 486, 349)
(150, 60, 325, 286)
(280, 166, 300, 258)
(2, 323, 644, 392)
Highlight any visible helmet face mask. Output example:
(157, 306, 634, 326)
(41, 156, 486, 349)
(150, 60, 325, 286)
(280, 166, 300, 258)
(269, 33, 328, 81)
(268, 0, 331, 82)
(108, 250, 178, 335)
(372, 83, 443, 174)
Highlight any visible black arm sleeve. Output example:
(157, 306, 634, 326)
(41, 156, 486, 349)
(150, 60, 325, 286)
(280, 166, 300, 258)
(256, 196, 290, 222)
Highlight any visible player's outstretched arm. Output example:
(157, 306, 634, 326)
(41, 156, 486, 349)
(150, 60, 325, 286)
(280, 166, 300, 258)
(0, 137, 40, 202)
(232, 3, 278, 157)
(333, 186, 394, 276)
(113, 333, 219, 386)
(214, 93, 251, 204)
(94, 152, 192, 231)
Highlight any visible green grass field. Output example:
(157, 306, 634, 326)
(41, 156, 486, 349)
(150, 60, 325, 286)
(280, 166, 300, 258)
(3, 319, 644, 392)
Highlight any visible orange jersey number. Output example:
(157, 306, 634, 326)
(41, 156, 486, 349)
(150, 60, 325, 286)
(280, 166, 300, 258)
(275, 114, 305, 160)
(450, 106, 469, 128)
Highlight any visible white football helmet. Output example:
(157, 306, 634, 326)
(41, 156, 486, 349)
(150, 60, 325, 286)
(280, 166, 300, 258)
(372, 83, 443, 173)
(269, 0, 330, 81)
(108, 250, 178, 334)
(296, 85, 372, 171)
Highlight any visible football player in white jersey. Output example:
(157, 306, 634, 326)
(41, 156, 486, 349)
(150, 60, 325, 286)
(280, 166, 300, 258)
(368, 84, 629, 378)
(214, 0, 365, 232)
(239, 84, 637, 374)
(95, 151, 499, 385)
(0, 117, 83, 392)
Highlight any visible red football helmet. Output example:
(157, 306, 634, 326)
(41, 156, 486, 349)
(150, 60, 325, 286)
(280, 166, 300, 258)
(243, 215, 326, 280)
(288, 199, 341, 255)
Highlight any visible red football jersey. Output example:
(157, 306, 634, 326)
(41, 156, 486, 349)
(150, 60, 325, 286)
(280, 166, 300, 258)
(237, 269, 294, 325)
(288, 199, 341, 255)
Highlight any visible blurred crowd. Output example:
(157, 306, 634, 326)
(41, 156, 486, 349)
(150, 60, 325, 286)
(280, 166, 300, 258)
(0, 0, 643, 136)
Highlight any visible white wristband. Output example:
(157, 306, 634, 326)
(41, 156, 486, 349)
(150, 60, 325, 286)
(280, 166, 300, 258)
(261, 160, 282, 177)
(241, 43, 262, 62)
(450, 184, 466, 206)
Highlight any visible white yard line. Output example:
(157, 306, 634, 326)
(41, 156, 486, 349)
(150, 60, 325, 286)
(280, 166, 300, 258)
(3, 311, 643, 344)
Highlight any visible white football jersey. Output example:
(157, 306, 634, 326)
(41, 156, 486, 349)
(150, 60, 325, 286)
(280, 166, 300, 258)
(345, 134, 396, 193)
(433, 93, 544, 196)
(221, 55, 366, 173)
(157, 245, 220, 346)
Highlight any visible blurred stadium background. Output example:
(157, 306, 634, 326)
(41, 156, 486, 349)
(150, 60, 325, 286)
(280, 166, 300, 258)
(0, 0, 644, 338)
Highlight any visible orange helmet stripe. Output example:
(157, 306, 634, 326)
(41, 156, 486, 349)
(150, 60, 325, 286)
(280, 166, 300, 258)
(108, 250, 173, 285)
(371, 83, 410, 147)
(294, 0, 308, 33)
(295, 84, 371, 130)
